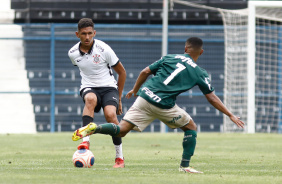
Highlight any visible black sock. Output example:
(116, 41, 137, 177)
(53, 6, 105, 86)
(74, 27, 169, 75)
(112, 136, 122, 145)
(82, 115, 93, 126)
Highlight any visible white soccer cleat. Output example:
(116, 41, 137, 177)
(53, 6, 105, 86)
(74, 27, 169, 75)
(179, 166, 203, 174)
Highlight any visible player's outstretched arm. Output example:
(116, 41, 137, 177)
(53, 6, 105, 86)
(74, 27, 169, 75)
(205, 92, 245, 128)
(126, 66, 152, 99)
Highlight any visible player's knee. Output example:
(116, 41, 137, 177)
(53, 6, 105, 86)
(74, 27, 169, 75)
(84, 94, 97, 104)
(189, 120, 197, 131)
(181, 119, 197, 131)
(104, 112, 117, 123)
(194, 124, 198, 131)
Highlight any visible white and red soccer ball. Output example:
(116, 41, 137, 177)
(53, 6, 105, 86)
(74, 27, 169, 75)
(72, 149, 95, 168)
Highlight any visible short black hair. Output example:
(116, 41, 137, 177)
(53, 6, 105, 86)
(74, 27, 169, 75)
(186, 37, 203, 50)
(78, 18, 94, 30)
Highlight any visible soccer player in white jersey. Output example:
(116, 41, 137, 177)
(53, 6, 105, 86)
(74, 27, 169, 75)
(72, 37, 245, 173)
(68, 18, 126, 168)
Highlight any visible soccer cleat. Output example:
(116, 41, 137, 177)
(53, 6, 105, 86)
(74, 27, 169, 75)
(77, 141, 90, 150)
(72, 122, 97, 141)
(113, 158, 125, 168)
(179, 166, 203, 174)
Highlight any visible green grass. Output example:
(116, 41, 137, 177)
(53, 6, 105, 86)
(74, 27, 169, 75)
(0, 133, 281, 184)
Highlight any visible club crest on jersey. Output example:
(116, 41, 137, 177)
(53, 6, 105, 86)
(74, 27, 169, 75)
(93, 54, 100, 64)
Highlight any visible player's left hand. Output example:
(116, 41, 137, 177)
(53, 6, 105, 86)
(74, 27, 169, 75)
(126, 89, 137, 99)
(125, 90, 134, 99)
(117, 100, 123, 115)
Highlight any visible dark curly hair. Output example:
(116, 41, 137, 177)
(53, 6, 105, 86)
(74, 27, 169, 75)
(77, 18, 94, 31)
(186, 37, 203, 50)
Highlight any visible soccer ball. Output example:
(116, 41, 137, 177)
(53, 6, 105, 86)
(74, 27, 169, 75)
(72, 149, 95, 168)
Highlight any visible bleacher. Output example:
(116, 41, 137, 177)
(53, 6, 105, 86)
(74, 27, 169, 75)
(20, 23, 225, 132)
(9, 0, 238, 132)
(11, 0, 247, 24)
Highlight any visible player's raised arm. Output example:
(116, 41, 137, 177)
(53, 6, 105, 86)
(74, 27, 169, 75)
(126, 66, 152, 99)
(205, 92, 245, 128)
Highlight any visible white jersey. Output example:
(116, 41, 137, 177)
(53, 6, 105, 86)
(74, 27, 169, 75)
(68, 39, 119, 91)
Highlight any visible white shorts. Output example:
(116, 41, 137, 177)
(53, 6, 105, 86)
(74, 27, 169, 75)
(122, 96, 192, 132)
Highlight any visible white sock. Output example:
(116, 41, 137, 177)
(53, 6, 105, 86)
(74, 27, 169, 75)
(83, 136, 90, 142)
(115, 143, 123, 159)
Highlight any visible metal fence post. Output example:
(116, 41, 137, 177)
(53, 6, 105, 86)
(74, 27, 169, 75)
(50, 23, 55, 132)
(278, 27, 282, 134)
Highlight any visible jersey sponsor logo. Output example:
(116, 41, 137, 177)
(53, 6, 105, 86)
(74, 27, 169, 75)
(141, 87, 161, 102)
(93, 54, 100, 64)
(95, 44, 104, 52)
(168, 115, 182, 124)
(175, 55, 197, 68)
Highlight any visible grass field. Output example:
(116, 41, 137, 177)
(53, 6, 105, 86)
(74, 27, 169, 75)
(0, 132, 281, 184)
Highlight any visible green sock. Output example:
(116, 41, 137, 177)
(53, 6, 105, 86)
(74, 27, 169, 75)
(94, 123, 120, 136)
(181, 130, 197, 167)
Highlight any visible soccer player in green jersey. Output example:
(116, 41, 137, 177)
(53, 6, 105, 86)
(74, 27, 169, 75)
(72, 37, 245, 173)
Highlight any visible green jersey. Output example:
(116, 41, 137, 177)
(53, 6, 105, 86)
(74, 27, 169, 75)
(137, 54, 214, 109)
